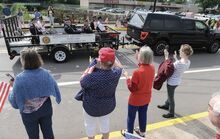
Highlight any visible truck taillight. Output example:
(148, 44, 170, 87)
(110, 34, 119, 38)
(140, 31, 149, 40)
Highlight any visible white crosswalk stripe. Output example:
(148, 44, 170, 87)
(0, 50, 7, 54)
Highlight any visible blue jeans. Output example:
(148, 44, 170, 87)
(21, 98, 54, 139)
(127, 104, 149, 133)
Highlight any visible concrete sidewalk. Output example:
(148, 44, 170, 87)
(144, 117, 216, 139)
(85, 114, 217, 139)
(120, 117, 216, 139)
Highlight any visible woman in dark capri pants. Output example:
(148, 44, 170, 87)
(8, 48, 61, 139)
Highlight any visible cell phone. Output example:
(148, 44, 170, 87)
(6, 73, 14, 81)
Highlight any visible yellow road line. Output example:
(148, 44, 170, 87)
(81, 111, 208, 139)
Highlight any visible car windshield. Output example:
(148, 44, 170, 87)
(129, 13, 147, 28)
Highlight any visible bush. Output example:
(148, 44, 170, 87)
(11, 3, 27, 15)
(41, 9, 48, 17)
(10, 3, 32, 22)
(0, 4, 3, 15)
(23, 13, 31, 22)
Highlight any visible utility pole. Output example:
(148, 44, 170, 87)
(153, 0, 157, 12)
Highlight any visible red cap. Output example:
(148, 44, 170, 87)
(98, 47, 115, 63)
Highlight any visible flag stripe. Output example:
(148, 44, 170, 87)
(0, 82, 11, 112)
(0, 82, 7, 102)
(88, 66, 95, 73)
(0, 82, 4, 93)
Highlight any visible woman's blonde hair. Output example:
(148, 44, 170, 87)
(20, 48, 43, 70)
(139, 46, 154, 64)
(180, 44, 193, 56)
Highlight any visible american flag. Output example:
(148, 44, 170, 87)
(0, 82, 11, 112)
(80, 57, 97, 79)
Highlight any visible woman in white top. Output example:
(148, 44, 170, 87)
(158, 44, 193, 118)
(48, 6, 54, 26)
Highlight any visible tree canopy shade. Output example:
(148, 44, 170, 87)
(195, 0, 219, 11)
(137, 0, 187, 4)
(0, 0, 80, 4)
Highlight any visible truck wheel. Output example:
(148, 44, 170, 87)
(208, 41, 220, 53)
(52, 47, 69, 63)
(113, 45, 119, 50)
(154, 41, 169, 56)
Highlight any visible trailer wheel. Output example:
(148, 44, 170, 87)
(207, 41, 220, 53)
(52, 47, 69, 63)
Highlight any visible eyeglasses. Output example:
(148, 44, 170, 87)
(208, 103, 213, 111)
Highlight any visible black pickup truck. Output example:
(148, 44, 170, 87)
(127, 11, 220, 55)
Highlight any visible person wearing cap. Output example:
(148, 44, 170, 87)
(122, 46, 155, 138)
(34, 8, 42, 20)
(78, 47, 123, 139)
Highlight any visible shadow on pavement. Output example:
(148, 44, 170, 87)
(174, 113, 215, 139)
(11, 51, 91, 77)
(11, 48, 220, 78)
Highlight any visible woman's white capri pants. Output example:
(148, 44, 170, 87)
(83, 110, 110, 137)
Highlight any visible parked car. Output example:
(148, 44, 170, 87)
(127, 11, 220, 55)
(133, 7, 144, 12)
(113, 8, 125, 13)
(99, 7, 112, 11)
(213, 15, 220, 20)
(106, 8, 115, 13)
(106, 8, 125, 13)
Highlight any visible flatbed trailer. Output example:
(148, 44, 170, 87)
(2, 16, 120, 62)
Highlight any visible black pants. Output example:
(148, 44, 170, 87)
(21, 98, 54, 139)
(164, 84, 178, 115)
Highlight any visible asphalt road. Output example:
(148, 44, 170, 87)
(0, 37, 220, 139)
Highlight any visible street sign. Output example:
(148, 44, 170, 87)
(3, 7, 11, 16)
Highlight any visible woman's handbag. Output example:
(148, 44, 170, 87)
(75, 89, 84, 101)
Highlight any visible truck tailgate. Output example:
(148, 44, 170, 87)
(127, 25, 142, 41)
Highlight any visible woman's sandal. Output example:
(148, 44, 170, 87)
(134, 128, 145, 138)
(121, 129, 127, 137)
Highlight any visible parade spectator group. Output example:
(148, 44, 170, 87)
(5, 5, 220, 139)
(7, 43, 194, 139)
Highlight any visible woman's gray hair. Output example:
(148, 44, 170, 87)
(101, 61, 114, 69)
(139, 46, 153, 64)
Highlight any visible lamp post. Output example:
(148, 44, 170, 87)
(153, 0, 157, 12)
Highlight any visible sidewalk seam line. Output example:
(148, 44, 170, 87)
(80, 112, 208, 139)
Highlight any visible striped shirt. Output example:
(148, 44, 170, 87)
(167, 60, 190, 86)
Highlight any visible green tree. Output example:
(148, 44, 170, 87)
(175, 0, 186, 4)
(137, 0, 187, 4)
(11, 3, 31, 21)
(0, 4, 3, 12)
(195, 0, 219, 11)
(45, 0, 80, 4)
(11, 3, 27, 15)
